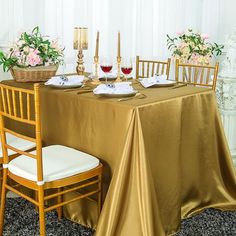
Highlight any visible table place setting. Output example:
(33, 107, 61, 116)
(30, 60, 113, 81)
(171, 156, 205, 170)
(140, 74, 176, 88)
(93, 82, 137, 98)
(45, 75, 85, 88)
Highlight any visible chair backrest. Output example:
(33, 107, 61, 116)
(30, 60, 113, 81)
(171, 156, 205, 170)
(0, 83, 43, 182)
(175, 59, 219, 90)
(136, 56, 171, 80)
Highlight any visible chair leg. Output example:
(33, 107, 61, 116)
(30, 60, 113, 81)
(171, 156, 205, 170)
(0, 169, 8, 234)
(35, 191, 39, 212)
(56, 187, 63, 220)
(38, 185, 46, 236)
(98, 173, 103, 215)
(0, 168, 2, 194)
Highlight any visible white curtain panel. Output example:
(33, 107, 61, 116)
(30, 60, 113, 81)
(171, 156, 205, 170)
(0, 0, 220, 73)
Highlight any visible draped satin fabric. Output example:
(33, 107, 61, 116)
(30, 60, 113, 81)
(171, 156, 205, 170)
(2, 80, 236, 236)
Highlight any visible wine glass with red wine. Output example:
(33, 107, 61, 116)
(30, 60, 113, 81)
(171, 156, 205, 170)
(100, 57, 113, 83)
(121, 58, 133, 81)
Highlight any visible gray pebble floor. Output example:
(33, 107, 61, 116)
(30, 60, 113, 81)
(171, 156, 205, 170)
(2, 198, 236, 236)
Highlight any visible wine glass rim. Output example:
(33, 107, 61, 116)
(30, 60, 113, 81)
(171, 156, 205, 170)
(100, 64, 113, 67)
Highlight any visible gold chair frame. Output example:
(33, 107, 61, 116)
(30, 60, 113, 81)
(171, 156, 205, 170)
(0, 152, 24, 195)
(136, 56, 171, 80)
(175, 59, 219, 90)
(0, 83, 103, 236)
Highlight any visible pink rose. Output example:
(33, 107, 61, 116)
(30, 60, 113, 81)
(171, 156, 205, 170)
(34, 49, 40, 54)
(177, 31, 184, 36)
(201, 33, 209, 40)
(12, 50, 21, 57)
(26, 51, 42, 66)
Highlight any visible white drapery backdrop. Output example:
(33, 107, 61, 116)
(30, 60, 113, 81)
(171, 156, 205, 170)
(0, 0, 221, 74)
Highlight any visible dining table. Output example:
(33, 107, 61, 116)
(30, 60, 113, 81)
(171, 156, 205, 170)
(2, 78, 236, 236)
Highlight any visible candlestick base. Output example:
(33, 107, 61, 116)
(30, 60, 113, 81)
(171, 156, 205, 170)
(91, 75, 101, 85)
(115, 77, 122, 82)
(91, 57, 101, 85)
(91, 80, 101, 85)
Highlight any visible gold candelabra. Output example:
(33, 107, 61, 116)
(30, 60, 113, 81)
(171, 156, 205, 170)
(73, 27, 88, 75)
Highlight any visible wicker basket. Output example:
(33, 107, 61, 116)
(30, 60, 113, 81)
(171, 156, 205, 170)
(10, 65, 58, 82)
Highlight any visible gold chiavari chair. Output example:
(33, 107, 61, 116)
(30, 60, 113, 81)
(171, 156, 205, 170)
(136, 56, 171, 80)
(0, 134, 36, 191)
(0, 83, 103, 236)
(175, 59, 219, 90)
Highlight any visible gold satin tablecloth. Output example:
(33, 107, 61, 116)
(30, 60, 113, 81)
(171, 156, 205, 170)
(2, 80, 236, 236)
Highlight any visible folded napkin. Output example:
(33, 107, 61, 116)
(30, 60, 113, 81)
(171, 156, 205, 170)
(45, 75, 84, 86)
(140, 74, 172, 88)
(93, 82, 135, 94)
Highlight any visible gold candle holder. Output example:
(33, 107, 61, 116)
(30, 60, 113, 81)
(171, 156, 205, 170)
(92, 56, 101, 84)
(116, 32, 122, 82)
(74, 27, 88, 75)
(91, 31, 101, 84)
(116, 56, 122, 82)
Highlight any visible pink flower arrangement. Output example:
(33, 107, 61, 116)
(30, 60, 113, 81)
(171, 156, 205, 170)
(167, 29, 223, 65)
(0, 26, 64, 71)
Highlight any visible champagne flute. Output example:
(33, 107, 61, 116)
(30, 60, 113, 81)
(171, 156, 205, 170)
(100, 57, 113, 83)
(121, 58, 133, 81)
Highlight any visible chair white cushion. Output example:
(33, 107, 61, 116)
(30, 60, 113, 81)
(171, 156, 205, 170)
(8, 145, 100, 182)
(0, 133, 36, 158)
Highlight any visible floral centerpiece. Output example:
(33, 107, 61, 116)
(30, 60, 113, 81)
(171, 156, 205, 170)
(167, 29, 224, 65)
(0, 26, 64, 82)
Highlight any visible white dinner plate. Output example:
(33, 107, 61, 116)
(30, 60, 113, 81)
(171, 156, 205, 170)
(140, 80, 177, 88)
(149, 81, 177, 87)
(94, 90, 138, 98)
(46, 83, 83, 89)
